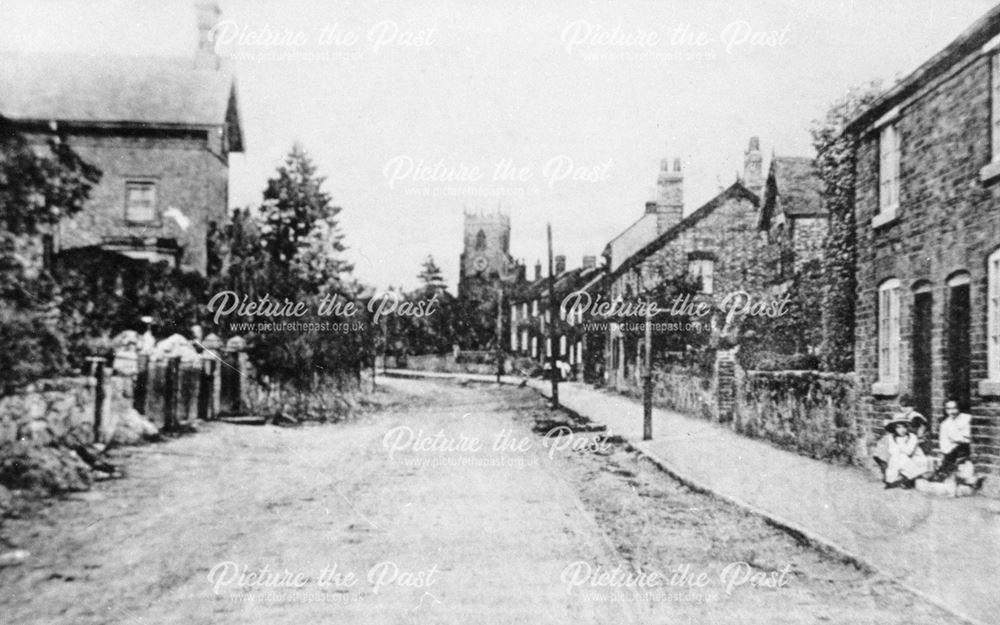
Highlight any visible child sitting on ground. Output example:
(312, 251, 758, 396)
(878, 416, 930, 490)
(872, 395, 928, 481)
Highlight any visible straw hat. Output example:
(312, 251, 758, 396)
(882, 417, 910, 433)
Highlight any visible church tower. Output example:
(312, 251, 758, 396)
(458, 209, 516, 297)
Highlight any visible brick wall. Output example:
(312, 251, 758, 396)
(854, 50, 1000, 479)
(25, 129, 229, 275)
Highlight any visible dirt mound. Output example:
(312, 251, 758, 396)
(0, 442, 92, 495)
(110, 408, 160, 445)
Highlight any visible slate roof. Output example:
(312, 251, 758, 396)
(759, 156, 825, 230)
(848, 3, 1000, 132)
(0, 52, 239, 131)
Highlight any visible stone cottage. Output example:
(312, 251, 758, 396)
(758, 154, 828, 285)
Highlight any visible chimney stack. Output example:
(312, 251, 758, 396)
(644, 200, 658, 215)
(534, 260, 542, 281)
(194, 1, 221, 70)
(582, 255, 596, 270)
(555, 255, 566, 275)
(656, 157, 684, 234)
(743, 136, 763, 198)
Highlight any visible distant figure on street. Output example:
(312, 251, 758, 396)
(556, 358, 571, 381)
(929, 400, 984, 491)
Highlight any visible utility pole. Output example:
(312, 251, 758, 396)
(643, 303, 653, 440)
(547, 223, 559, 408)
(495, 281, 503, 384)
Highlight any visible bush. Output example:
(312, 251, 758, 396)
(0, 304, 67, 395)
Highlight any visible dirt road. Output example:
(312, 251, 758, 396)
(0, 378, 964, 624)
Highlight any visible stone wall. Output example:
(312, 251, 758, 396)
(0, 375, 133, 448)
(399, 354, 501, 376)
(653, 369, 716, 422)
(732, 369, 860, 464)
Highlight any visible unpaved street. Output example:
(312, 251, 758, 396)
(0, 378, 964, 624)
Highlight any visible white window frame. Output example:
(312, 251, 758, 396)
(877, 279, 901, 384)
(688, 258, 714, 295)
(877, 123, 900, 222)
(124, 180, 157, 224)
(993, 53, 1000, 163)
(988, 249, 1000, 380)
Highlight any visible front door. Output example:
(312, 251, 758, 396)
(947, 276, 971, 411)
(912, 288, 934, 422)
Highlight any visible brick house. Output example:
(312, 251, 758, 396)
(848, 5, 1000, 482)
(0, 2, 243, 275)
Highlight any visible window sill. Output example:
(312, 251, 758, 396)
(979, 161, 1000, 185)
(871, 381, 899, 397)
(871, 210, 898, 229)
(977, 379, 1000, 397)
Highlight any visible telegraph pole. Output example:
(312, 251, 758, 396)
(495, 281, 503, 383)
(547, 223, 559, 408)
(643, 303, 653, 440)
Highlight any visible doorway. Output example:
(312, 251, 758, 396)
(947, 273, 971, 412)
(912, 285, 933, 423)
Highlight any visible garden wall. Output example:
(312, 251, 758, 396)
(0, 375, 133, 447)
(401, 353, 510, 376)
(732, 369, 861, 464)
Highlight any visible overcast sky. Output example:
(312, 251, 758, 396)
(1, 0, 996, 291)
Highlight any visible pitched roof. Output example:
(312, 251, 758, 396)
(514, 263, 603, 304)
(611, 182, 759, 280)
(0, 52, 239, 131)
(759, 156, 825, 229)
(848, 4, 1000, 132)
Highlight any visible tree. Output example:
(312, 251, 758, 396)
(398, 255, 455, 355)
(0, 120, 101, 235)
(0, 123, 102, 392)
(259, 143, 346, 268)
(209, 146, 368, 395)
(810, 80, 883, 372)
(417, 255, 446, 293)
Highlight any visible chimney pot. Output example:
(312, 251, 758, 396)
(645, 201, 658, 215)
(534, 260, 542, 281)
(743, 136, 764, 197)
(656, 154, 684, 234)
(194, 1, 221, 70)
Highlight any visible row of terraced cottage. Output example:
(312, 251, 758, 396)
(506, 7, 1000, 493)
